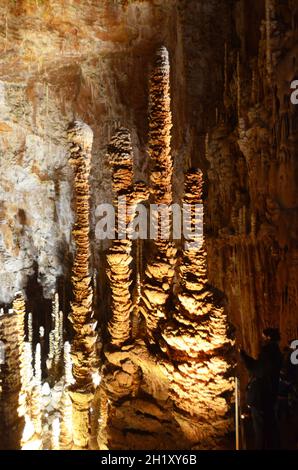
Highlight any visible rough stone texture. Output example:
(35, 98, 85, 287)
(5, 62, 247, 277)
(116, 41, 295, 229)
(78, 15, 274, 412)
(206, 0, 298, 359)
(107, 127, 148, 347)
(1, 0, 297, 452)
(141, 46, 177, 336)
(0, 0, 232, 305)
(67, 120, 97, 449)
(100, 48, 234, 450)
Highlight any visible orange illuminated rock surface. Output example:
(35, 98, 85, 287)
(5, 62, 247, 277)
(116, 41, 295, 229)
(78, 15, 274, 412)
(67, 120, 97, 449)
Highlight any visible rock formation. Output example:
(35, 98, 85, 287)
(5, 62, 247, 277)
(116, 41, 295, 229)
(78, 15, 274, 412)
(67, 120, 97, 449)
(0, 293, 26, 449)
(0, 0, 297, 452)
(141, 46, 177, 336)
(206, 0, 298, 361)
(100, 47, 234, 451)
(161, 169, 234, 448)
(107, 128, 148, 347)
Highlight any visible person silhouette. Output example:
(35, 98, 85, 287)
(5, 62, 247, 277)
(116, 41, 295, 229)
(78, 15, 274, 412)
(240, 328, 283, 449)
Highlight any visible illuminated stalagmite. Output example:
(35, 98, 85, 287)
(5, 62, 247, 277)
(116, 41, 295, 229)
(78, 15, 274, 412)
(161, 169, 234, 447)
(107, 128, 148, 347)
(141, 46, 177, 335)
(59, 342, 73, 450)
(67, 120, 97, 449)
(0, 293, 26, 449)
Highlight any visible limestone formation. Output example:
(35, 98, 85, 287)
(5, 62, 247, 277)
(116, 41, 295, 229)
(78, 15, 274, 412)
(107, 128, 149, 347)
(0, 292, 26, 449)
(67, 120, 97, 449)
(100, 48, 234, 451)
(161, 169, 235, 447)
(1, 0, 297, 452)
(141, 46, 177, 335)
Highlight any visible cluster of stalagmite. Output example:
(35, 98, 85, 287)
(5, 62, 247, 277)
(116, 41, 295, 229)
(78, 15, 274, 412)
(107, 128, 148, 347)
(0, 290, 76, 450)
(141, 46, 177, 335)
(67, 120, 97, 449)
(100, 46, 234, 450)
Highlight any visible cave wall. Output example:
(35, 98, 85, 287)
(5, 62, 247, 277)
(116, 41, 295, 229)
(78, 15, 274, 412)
(206, 0, 298, 358)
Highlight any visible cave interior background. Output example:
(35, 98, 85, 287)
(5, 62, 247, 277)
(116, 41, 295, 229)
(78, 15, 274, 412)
(0, 0, 298, 450)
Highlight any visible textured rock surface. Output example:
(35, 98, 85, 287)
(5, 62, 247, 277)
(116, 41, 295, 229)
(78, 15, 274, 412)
(1, 0, 297, 451)
(0, 0, 232, 304)
(67, 120, 97, 449)
(206, 0, 298, 358)
(0, 293, 26, 449)
(107, 127, 148, 347)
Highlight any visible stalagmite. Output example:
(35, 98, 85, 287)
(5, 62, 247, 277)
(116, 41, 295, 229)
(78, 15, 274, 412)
(51, 417, 60, 450)
(59, 342, 73, 450)
(161, 169, 234, 447)
(29, 343, 42, 447)
(236, 52, 241, 123)
(67, 120, 97, 449)
(265, 0, 273, 77)
(47, 293, 63, 378)
(132, 239, 142, 339)
(141, 46, 177, 335)
(0, 292, 26, 449)
(28, 312, 33, 355)
(107, 128, 148, 347)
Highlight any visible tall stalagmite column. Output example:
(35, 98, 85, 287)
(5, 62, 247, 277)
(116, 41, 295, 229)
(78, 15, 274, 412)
(141, 46, 177, 335)
(0, 292, 26, 449)
(107, 128, 148, 347)
(161, 169, 234, 447)
(67, 120, 97, 449)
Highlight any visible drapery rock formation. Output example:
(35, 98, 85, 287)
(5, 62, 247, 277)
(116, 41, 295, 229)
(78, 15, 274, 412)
(67, 120, 97, 449)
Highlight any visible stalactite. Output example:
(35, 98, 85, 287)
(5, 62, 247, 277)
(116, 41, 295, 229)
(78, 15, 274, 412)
(141, 46, 177, 335)
(67, 120, 97, 449)
(107, 128, 148, 347)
